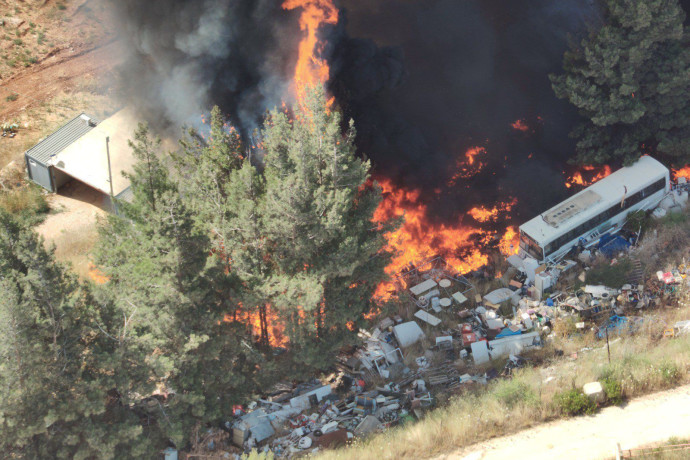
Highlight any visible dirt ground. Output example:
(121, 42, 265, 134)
(35, 179, 109, 279)
(435, 384, 690, 460)
(0, 0, 122, 171)
(0, 0, 124, 278)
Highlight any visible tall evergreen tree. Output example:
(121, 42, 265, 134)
(95, 123, 261, 448)
(261, 86, 394, 372)
(551, 0, 690, 165)
(175, 108, 274, 346)
(0, 209, 154, 459)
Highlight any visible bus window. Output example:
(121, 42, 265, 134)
(519, 231, 544, 260)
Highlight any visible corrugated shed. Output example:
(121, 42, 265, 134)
(115, 186, 133, 203)
(24, 113, 99, 165)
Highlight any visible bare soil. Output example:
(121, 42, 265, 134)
(0, 0, 122, 170)
(35, 179, 108, 278)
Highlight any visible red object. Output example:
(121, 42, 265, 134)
(462, 332, 477, 347)
(232, 405, 244, 416)
(357, 379, 366, 388)
(461, 323, 472, 333)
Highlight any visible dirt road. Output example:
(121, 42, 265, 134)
(435, 385, 690, 460)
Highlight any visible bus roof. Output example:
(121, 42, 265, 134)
(520, 156, 669, 245)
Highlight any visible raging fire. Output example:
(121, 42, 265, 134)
(673, 166, 690, 181)
(282, 0, 338, 104)
(373, 178, 518, 301)
(498, 226, 519, 256)
(228, 305, 288, 348)
(564, 165, 612, 189)
(468, 198, 518, 223)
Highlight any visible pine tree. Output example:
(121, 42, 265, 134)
(175, 108, 274, 346)
(95, 123, 261, 448)
(0, 209, 156, 459)
(551, 0, 690, 165)
(261, 86, 394, 372)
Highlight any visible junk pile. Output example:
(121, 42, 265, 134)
(188, 252, 690, 458)
(2, 122, 18, 138)
(652, 179, 689, 219)
(205, 258, 550, 458)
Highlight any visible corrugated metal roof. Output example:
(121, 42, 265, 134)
(24, 113, 99, 165)
(115, 186, 133, 203)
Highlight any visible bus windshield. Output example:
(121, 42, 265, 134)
(519, 231, 544, 260)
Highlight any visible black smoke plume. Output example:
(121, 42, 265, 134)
(327, 0, 600, 223)
(113, 0, 690, 226)
(110, 0, 299, 132)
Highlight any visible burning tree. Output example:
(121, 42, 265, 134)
(95, 123, 264, 448)
(261, 85, 396, 371)
(551, 0, 690, 165)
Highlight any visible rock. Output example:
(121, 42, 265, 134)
(583, 381, 605, 404)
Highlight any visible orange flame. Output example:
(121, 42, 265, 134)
(498, 226, 519, 256)
(511, 119, 530, 132)
(468, 198, 518, 223)
(673, 166, 690, 181)
(88, 263, 109, 284)
(565, 165, 612, 189)
(372, 178, 491, 301)
(227, 305, 288, 348)
(448, 146, 487, 185)
(283, 0, 338, 103)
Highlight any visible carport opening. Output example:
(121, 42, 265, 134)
(54, 170, 112, 212)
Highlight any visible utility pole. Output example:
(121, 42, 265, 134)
(606, 325, 611, 364)
(106, 136, 116, 214)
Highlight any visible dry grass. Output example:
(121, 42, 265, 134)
(635, 208, 690, 276)
(316, 298, 690, 460)
(0, 183, 49, 224)
(618, 437, 690, 460)
(317, 218, 690, 459)
(48, 223, 100, 279)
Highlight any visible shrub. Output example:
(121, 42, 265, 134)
(601, 377, 623, 405)
(625, 209, 652, 234)
(12, 38, 22, 46)
(658, 361, 681, 386)
(6, 93, 18, 102)
(0, 185, 49, 224)
(553, 388, 596, 416)
(493, 378, 539, 409)
(585, 259, 632, 287)
(552, 317, 578, 338)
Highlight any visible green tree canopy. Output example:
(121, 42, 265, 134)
(95, 123, 261, 448)
(261, 86, 395, 372)
(551, 0, 690, 165)
(0, 209, 154, 459)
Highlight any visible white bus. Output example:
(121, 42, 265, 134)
(519, 155, 670, 263)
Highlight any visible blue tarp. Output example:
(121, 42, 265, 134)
(598, 234, 631, 258)
(495, 327, 522, 339)
(597, 315, 644, 339)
